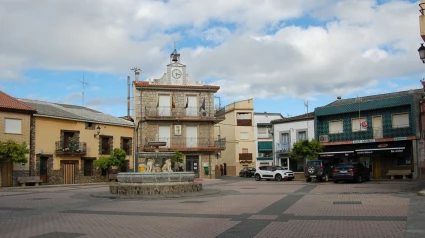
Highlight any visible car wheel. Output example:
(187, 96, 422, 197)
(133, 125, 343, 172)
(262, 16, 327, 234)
(323, 174, 329, 182)
(306, 178, 312, 182)
(275, 174, 282, 181)
(357, 176, 362, 183)
(255, 174, 261, 181)
(333, 180, 338, 183)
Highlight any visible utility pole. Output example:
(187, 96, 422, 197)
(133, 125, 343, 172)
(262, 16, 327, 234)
(75, 74, 88, 106)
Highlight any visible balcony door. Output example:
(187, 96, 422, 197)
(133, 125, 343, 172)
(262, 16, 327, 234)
(186, 95, 197, 116)
(159, 125, 170, 147)
(158, 95, 170, 116)
(186, 126, 198, 147)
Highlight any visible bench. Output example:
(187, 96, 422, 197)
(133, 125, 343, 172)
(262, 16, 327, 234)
(386, 170, 411, 179)
(17, 176, 43, 186)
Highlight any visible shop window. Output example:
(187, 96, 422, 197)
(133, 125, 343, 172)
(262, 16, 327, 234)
(397, 157, 412, 166)
(392, 113, 409, 129)
(329, 120, 343, 134)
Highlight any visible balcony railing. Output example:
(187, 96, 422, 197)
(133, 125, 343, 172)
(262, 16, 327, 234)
(320, 126, 414, 143)
(239, 153, 253, 162)
(276, 142, 290, 153)
(143, 106, 223, 118)
(143, 137, 226, 151)
(55, 141, 87, 155)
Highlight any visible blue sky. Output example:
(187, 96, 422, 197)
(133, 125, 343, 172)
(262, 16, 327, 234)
(1, 0, 424, 118)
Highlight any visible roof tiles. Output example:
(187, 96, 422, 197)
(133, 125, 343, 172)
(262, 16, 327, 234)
(0, 91, 36, 112)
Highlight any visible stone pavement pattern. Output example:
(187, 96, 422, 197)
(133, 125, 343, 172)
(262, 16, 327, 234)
(0, 178, 424, 238)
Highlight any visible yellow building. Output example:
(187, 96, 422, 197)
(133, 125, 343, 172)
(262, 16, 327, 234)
(214, 99, 256, 176)
(0, 91, 36, 187)
(19, 99, 134, 185)
(133, 49, 226, 179)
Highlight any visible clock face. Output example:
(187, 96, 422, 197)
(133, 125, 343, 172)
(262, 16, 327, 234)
(172, 69, 182, 79)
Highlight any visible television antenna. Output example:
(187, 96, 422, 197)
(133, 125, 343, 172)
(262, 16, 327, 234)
(74, 74, 88, 106)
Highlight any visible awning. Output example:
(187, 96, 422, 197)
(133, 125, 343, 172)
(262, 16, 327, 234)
(318, 145, 355, 158)
(257, 157, 273, 161)
(355, 141, 408, 155)
(258, 141, 273, 151)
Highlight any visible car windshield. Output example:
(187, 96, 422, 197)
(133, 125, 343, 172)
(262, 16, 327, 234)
(336, 164, 354, 169)
(307, 161, 321, 166)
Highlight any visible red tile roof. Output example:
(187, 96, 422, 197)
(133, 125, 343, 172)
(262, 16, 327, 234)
(0, 91, 36, 113)
(133, 81, 220, 90)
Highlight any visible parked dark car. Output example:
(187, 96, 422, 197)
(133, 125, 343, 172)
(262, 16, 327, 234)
(333, 163, 370, 183)
(304, 160, 334, 182)
(239, 167, 256, 177)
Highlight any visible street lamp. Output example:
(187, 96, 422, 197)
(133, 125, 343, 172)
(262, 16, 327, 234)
(418, 43, 425, 63)
(94, 125, 101, 138)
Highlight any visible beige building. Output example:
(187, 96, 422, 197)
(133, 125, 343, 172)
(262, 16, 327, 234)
(19, 99, 134, 185)
(132, 49, 226, 179)
(0, 91, 36, 187)
(215, 99, 255, 176)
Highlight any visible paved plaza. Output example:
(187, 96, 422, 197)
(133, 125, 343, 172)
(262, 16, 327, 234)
(0, 177, 425, 238)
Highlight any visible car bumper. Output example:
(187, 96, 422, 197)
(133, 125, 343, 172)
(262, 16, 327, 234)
(333, 175, 356, 181)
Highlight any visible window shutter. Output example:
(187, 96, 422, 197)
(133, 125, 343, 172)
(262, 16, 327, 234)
(60, 130, 65, 148)
(98, 136, 102, 155)
(109, 137, 113, 154)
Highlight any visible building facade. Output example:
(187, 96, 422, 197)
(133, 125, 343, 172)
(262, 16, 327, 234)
(133, 49, 225, 179)
(215, 99, 255, 176)
(0, 91, 36, 187)
(271, 113, 315, 172)
(20, 99, 134, 185)
(254, 112, 283, 168)
(314, 90, 424, 179)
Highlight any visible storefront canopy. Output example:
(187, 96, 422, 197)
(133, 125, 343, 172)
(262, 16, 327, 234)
(319, 141, 410, 158)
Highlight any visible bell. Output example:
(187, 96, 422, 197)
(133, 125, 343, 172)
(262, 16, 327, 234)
(172, 55, 178, 62)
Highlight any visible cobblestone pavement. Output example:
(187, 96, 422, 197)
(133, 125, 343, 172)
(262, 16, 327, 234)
(0, 178, 424, 238)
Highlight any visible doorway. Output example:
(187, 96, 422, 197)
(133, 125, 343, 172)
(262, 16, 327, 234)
(186, 155, 199, 178)
(63, 163, 75, 184)
(40, 157, 48, 183)
(372, 157, 381, 179)
(1, 161, 13, 187)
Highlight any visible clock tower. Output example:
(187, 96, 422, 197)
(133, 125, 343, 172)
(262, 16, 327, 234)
(167, 48, 187, 85)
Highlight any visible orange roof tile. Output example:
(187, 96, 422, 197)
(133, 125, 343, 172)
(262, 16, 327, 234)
(0, 91, 36, 112)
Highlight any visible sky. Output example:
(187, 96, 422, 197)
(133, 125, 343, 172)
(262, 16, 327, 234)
(1, 0, 424, 118)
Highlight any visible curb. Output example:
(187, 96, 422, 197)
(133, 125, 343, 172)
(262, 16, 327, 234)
(418, 190, 425, 196)
(90, 189, 221, 199)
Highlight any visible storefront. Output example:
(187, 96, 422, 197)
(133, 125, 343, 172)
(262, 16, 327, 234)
(320, 141, 412, 179)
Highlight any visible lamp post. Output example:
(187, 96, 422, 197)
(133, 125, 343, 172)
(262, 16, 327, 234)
(418, 44, 425, 63)
(94, 125, 101, 138)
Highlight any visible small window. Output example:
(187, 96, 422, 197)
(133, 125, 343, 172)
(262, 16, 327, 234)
(242, 148, 248, 153)
(392, 113, 409, 129)
(297, 130, 307, 141)
(240, 132, 249, 140)
(4, 118, 22, 134)
(84, 159, 93, 176)
(121, 137, 132, 156)
(85, 122, 95, 130)
(329, 120, 343, 134)
(352, 118, 367, 132)
(100, 136, 113, 155)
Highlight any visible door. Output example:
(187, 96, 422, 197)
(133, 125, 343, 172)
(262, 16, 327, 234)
(372, 116, 383, 139)
(372, 158, 380, 179)
(280, 158, 289, 169)
(63, 163, 75, 184)
(186, 126, 198, 147)
(40, 157, 48, 183)
(158, 95, 171, 116)
(186, 155, 199, 178)
(159, 125, 171, 147)
(1, 161, 13, 187)
(186, 95, 197, 116)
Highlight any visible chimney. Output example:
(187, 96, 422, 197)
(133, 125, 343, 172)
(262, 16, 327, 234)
(135, 71, 140, 82)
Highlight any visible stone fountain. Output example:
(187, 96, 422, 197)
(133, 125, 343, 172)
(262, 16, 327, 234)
(109, 142, 202, 196)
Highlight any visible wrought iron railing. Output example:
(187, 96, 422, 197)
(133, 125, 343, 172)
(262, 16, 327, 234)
(276, 142, 290, 153)
(55, 141, 87, 155)
(144, 137, 226, 150)
(319, 125, 414, 142)
(144, 106, 215, 117)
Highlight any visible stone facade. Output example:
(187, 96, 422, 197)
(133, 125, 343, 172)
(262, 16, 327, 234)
(109, 182, 202, 195)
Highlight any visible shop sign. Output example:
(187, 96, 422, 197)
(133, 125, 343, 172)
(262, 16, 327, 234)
(390, 149, 404, 153)
(319, 154, 334, 157)
(353, 139, 375, 144)
(394, 137, 407, 141)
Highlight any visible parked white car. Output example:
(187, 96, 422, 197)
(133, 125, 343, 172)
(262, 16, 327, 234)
(254, 166, 294, 181)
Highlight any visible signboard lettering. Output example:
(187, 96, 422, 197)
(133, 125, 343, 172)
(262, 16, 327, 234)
(394, 137, 407, 141)
(353, 139, 375, 144)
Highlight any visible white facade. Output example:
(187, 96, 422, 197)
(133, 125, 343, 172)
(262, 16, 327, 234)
(272, 115, 314, 171)
(254, 113, 283, 168)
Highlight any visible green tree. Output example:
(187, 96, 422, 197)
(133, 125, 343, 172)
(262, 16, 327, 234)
(170, 150, 184, 164)
(289, 139, 323, 162)
(0, 140, 29, 165)
(93, 148, 127, 170)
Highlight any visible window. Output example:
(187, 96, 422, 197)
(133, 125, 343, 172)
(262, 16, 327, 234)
(84, 159, 93, 176)
(121, 160, 129, 172)
(4, 118, 21, 134)
(297, 130, 307, 141)
(237, 113, 252, 126)
(240, 132, 249, 140)
(329, 120, 343, 134)
(100, 136, 113, 155)
(121, 137, 132, 155)
(85, 122, 95, 130)
(352, 118, 367, 132)
(242, 148, 248, 153)
(392, 113, 409, 128)
(258, 127, 267, 137)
